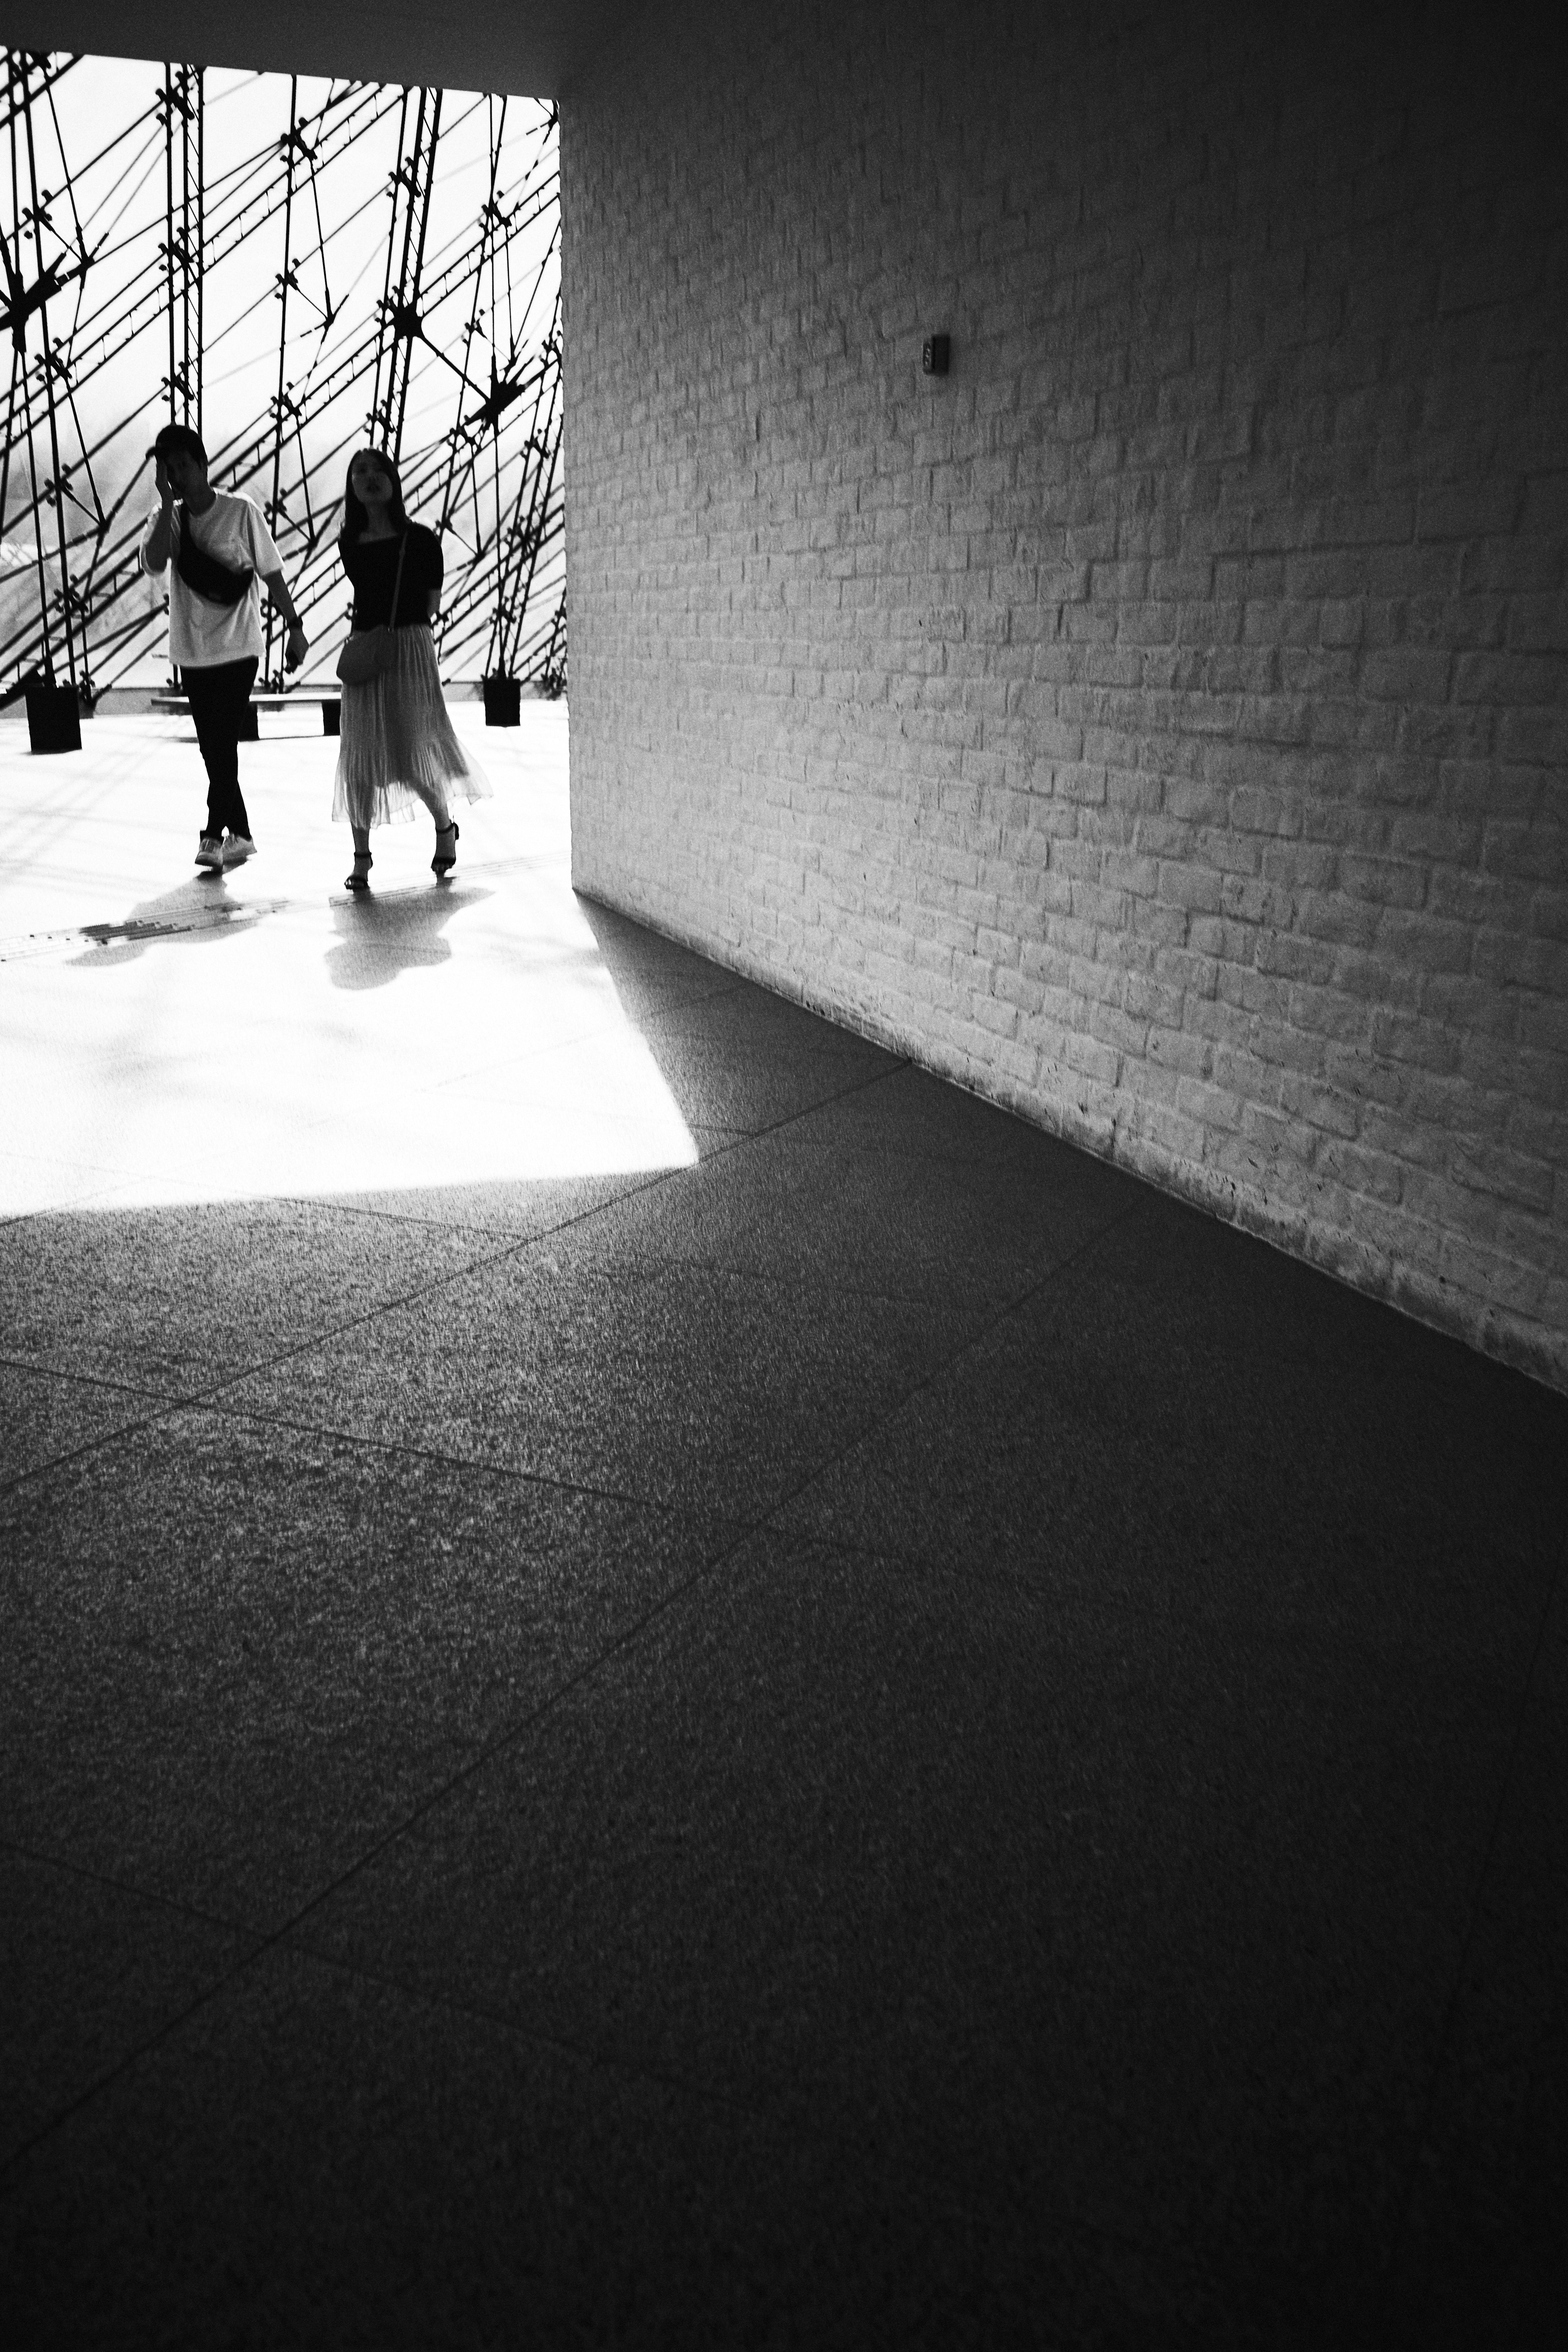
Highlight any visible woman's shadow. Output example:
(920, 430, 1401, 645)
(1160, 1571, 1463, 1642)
(326, 883, 490, 991)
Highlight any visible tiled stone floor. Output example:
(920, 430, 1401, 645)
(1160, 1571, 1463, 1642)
(2, 706, 1565, 2346)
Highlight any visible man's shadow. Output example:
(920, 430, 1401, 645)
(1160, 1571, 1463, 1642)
(326, 884, 490, 991)
(67, 872, 273, 967)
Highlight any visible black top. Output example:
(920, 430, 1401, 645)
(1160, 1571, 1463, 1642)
(340, 522, 443, 629)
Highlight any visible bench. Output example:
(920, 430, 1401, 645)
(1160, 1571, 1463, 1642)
(152, 690, 341, 737)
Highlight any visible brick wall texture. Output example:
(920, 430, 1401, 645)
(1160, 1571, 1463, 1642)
(560, 0, 1568, 1386)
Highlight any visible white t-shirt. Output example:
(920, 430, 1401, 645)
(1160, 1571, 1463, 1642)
(141, 490, 282, 669)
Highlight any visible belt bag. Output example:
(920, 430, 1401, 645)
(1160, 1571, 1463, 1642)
(336, 530, 408, 686)
(175, 506, 254, 607)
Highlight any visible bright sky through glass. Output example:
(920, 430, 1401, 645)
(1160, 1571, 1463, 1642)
(2, 55, 562, 690)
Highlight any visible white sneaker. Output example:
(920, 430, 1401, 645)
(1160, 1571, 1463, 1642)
(223, 833, 257, 866)
(194, 833, 225, 871)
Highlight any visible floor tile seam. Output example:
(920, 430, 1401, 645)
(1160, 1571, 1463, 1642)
(423, 996, 743, 1094)
(0, 1390, 189, 1505)
(261, 1159, 681, 1249)
(275, 1933, 1156, 2182)
(0, 1350, 172, 1407)
(0, 1915, 276, 2181)
(632, 989, 894, 1038)
(739, 1194, 1153, 1541)
(754, 1519, 1108, 1614)
(307, 1142, 787, 1274)
(1382, 1517, 1568, 2297)
(726, 1519, 1555, 1695)
(209, 1393, 989, 1956)
(0, 1870, 759, 2180)
(246, 1200, 553, 1241)
(609, 985, 754, 1027)
(543, 1250, 1044, 1316)
(213, 1519, 775, 1968)
(138, 1060, 921, 1403)
(6, 1066, 1103, 1506)
(274, 1200, 1148, 1746)
(692, 1058, 916, 1154)
(411, 1108, 838, 1240)
(573, 976, 751, 1022)
(182, 1306, 1132, 1537)
(549, 1243, 1084, 1311)
(592, 1053, 918, 1179)
(176, 1393, 714, 1521)
(265, 1933, 776, 2128)
(174, 1289, 1320, 1601)
(0, 1940, 274, 2182)
(274, 1935, 1166, 2212)
(583, 1055, 914, 1173)
(0, 1051, 902, 1272)
(0, 1832, 269, 1945)
(259, 1155, 714, 1253)
(118, 1232, 679, 1423)
(1, 1534, 810, 2182)
(646, 1043, 908, 1084)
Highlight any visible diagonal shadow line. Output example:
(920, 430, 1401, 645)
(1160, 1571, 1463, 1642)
(0, 1185, 1149, 2176)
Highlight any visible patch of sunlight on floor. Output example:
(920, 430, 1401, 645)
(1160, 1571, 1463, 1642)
(0, 701, 696, 1212)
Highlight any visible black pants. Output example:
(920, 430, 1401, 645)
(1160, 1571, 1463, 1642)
(182, 657, 257, 839)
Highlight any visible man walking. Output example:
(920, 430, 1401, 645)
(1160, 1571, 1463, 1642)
(140, 425, 309, 870)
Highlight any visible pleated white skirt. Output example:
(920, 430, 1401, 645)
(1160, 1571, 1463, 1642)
(332, 626, 492, 829)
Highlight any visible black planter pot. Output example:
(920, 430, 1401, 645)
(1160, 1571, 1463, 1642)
(483, 674, 521, 728)
(26, 682, 82, 754)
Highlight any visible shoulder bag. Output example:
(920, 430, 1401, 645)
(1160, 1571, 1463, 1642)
(175, 502, 254, 607)
(336, 531, 409, 686)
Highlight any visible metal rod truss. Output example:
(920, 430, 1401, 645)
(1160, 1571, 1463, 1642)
(158, 60, 202, 429)
(0, 54, 564, 708)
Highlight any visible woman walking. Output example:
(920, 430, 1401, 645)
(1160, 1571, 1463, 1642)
(333, 449, 490, 890)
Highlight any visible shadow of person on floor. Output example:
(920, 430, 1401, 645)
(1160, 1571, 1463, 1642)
(66, 873, 277, 968)
(326, 884, 490, 991)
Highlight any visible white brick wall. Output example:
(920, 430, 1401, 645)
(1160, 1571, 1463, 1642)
(561, 0, 1568, 1387)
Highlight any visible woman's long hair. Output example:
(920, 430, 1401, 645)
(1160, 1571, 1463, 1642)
(339, 448, 409, 543)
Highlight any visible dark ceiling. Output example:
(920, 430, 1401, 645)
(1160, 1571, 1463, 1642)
(1, 1, 636, 98)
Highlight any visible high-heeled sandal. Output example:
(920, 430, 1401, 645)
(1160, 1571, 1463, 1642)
(432, 820, 459, 877)
(345, 849, 373, 893)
